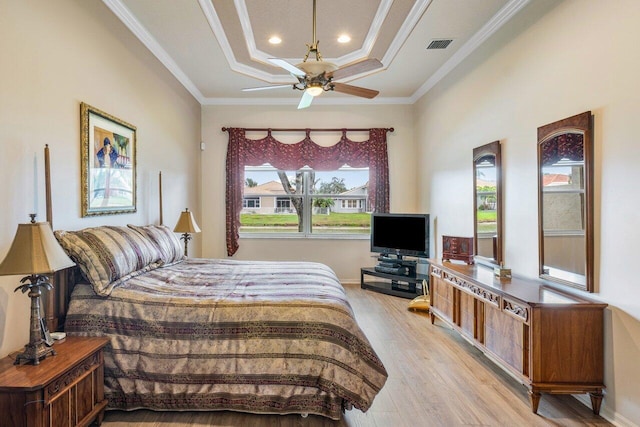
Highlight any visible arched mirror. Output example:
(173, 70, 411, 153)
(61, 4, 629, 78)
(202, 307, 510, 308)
(537, 111, 593, 292)
(473, 141, 502, 266)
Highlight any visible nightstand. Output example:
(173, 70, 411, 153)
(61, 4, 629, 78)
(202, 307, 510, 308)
(0, 336, 109, 427)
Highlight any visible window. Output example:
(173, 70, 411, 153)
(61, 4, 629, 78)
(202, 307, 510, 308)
(240, 164, 370, 236)
(242, 197, 260, 208)
(224, 127, 390, 256)
(275, 197, 292, 212)
(341, 199, 362, 209)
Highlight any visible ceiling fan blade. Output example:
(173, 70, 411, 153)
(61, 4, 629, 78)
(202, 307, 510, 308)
(331, 82, 379, 99)
(242, 84, 292, 92)
(297, 91, 314, 109)
(268, 58, 306, 77)
(328, 58, 383, 81)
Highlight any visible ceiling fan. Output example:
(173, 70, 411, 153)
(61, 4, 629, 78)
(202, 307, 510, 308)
(242, 0, 383, 109)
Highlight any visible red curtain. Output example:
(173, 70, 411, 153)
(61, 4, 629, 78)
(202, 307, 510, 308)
(225, 128, 390, 256)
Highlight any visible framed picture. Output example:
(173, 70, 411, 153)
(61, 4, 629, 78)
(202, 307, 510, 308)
(80, 102, 136, 216)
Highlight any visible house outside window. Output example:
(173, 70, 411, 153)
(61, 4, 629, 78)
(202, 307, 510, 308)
(240, 164, 370, 236)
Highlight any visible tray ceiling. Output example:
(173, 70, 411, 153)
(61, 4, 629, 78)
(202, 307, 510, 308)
(108, 0, 530, 105)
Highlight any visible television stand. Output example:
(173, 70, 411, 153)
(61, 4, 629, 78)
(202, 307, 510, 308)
(360, 267, 429, 299)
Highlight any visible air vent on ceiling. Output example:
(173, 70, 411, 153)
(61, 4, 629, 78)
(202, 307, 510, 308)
(426, 39, 453, 50)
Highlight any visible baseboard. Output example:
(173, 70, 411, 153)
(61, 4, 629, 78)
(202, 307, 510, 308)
(573, 394, 637, 427)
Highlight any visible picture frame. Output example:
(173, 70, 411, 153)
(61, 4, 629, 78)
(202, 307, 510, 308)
(80, 102, 137, 216)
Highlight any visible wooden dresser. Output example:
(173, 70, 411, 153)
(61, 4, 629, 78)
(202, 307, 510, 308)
(0, 336, 109, 427)
(428, 260, 607, 414)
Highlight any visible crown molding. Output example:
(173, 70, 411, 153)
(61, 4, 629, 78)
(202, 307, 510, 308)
(104, 0, 529, 107)
(102, 0, 206, 103)
(198, 0, 294, 84)
(410, 0, 531, 103)
(381, 0, 433, 66)
(201, 95, 413, 107)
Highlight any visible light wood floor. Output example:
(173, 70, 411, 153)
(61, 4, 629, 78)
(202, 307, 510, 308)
(102, 283, 611, 427)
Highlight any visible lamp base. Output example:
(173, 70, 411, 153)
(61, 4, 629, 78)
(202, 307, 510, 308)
(180, 232, 192, 257)
(14, 340, 56, 365)
(12, 274, 57, 365)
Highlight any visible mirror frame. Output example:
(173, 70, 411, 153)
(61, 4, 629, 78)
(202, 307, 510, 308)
(537, 111, 594, 292)
(473, 140, 503, 266)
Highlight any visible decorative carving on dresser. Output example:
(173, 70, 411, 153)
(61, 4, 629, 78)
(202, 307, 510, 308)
(502, 298, 529, 323)
(47, 352, 100, 397)
(442, 270, 499, 306)
(430, 265, 443, 278)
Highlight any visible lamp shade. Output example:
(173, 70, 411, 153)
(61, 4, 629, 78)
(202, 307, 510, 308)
(0, 222, 75, 276)
(173, 209, 201, 234)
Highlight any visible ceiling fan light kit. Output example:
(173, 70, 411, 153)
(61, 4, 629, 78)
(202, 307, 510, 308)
(242, 0, 383, 109)
(297, 60, 337, 77)
(305, 85, 324, 97)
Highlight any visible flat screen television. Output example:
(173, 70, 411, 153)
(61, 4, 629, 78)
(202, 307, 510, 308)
(370, 213, 430, 259)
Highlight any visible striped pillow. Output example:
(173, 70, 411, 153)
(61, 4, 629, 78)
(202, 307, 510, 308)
(54, 226, 162, 296)
(127, 224, 185, 266)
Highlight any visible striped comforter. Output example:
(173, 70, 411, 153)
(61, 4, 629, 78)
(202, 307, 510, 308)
(65, 258, 387, 419)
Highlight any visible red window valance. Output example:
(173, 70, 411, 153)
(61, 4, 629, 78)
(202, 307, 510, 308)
(541, 132, 584, 166)
(224, 127, 391, 256)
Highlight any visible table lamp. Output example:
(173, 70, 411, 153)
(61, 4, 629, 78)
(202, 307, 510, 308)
(0, 215, 75, 365)
(173, 208, 200, 257)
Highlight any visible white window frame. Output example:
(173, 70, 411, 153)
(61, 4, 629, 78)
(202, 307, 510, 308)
(243, 197, 260, 208)
(342, 199, 360, 209)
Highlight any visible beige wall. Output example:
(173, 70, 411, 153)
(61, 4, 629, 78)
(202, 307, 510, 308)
(0, 0, 201, 358)
(415, 0, 640, 424)
(201, 104, 417, 282)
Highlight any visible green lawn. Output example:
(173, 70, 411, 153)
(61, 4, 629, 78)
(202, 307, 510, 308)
(240, 212, 371, 227)
(241, 211, 496, 230)
(476, 210, 497, 222)
(241, 214, 298, 227)
(476, 210, 497, 233)
(312, 212, 371, 226)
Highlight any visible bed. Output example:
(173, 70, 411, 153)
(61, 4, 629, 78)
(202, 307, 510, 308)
(53, 224, 387, 420)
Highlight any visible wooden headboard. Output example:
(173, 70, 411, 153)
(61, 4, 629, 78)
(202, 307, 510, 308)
(42, 145, 164, 331)
(47, 268, 81, 332)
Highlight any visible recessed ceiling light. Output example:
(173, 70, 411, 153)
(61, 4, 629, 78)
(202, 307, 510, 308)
(337, 34, 351, 44)
(269, 36, 282, 45)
